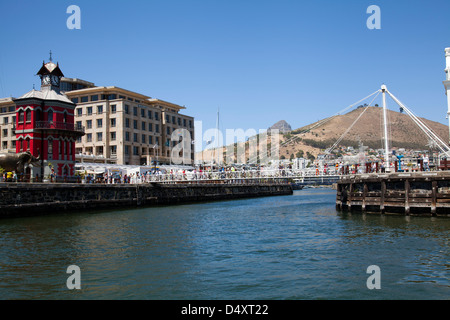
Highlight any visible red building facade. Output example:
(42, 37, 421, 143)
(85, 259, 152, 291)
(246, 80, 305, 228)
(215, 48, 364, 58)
(13, 60, 84, 179)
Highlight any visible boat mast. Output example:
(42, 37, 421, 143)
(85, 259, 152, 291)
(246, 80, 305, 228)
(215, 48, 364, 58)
(381, 85, 390, 172)
(216, 108, 219, 166)
(213, 107, 219, 168)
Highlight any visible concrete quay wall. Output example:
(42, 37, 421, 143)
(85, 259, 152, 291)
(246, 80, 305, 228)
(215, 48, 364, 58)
(0, 182, 293, 218)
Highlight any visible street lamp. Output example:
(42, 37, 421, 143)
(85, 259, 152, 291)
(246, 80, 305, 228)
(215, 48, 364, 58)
(153, 144, 158, 171)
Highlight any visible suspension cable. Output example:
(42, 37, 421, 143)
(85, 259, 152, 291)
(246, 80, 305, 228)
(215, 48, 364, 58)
(325, 90, 381, 155)
(245, 89, 382, 164)
(386, 90, 450, 156)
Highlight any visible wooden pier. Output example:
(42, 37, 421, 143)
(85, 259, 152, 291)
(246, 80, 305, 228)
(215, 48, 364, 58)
(336, 172, 450, 216)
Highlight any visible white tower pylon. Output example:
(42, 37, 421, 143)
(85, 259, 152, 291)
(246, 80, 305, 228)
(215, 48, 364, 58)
(381, 84, 391, 172)
(443, 47, 450, 144)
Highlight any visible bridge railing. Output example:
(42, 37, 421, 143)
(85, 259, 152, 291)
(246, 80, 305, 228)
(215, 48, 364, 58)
(5, 167, 344, 185)
(110, 168, 341, 185)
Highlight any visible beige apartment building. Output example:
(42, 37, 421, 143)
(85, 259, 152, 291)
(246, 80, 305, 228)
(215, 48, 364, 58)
(0, 78, 195, 167)
(0, 98, 17, 153)
(65, 86, 195, 166)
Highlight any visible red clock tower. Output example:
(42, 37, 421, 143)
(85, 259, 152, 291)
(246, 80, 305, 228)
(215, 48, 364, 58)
(13, 57, 85, 181)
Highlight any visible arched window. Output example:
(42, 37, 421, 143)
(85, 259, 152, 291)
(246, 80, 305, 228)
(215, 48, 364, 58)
(18, 110, 24, 123)
(36, 110, 41, 123)
(63, 111, 68, 123)
(26, 109, 31, 122)
(48, 138, 53, 156)
(26, 138, 30, 151)
(48, 109, 53, 123)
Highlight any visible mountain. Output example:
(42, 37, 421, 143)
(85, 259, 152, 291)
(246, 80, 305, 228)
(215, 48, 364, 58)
(269, 120, 292, 133)
(197, 106, 449, 163)
(280, 106, 449, 159)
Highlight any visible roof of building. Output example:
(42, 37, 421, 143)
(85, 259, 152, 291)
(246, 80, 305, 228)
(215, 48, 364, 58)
(16, 89, 73, 104)
(36, 61, 64, 77)
(148, 98, 186, 110)
(0, 97, 15, 106)
(65, 86, 152, 100)
(61, 77, 95, 87)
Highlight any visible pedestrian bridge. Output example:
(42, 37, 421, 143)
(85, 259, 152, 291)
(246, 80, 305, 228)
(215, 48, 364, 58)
(105, 168, 342, 186)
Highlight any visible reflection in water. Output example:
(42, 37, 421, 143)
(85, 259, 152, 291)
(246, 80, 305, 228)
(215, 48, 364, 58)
(0, 189, 448, 299)
(337, 211, 450, 292)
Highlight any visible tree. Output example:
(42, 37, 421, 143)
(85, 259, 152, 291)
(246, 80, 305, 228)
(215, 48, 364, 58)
(306, 152, 315, 161)
(296, 150, 304, 158)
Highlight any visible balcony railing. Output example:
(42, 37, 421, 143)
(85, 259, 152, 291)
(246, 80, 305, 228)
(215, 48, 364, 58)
(35, 121, 85, 134)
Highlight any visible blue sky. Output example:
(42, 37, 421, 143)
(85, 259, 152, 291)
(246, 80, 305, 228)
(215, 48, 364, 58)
(1, 0, 450, 151)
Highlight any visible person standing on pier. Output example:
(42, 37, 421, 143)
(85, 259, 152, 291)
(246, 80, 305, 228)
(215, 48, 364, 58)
(424, 154, 430, 171)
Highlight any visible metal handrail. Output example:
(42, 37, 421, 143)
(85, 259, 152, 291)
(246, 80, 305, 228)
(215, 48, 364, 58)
(35, 121, 85, 133)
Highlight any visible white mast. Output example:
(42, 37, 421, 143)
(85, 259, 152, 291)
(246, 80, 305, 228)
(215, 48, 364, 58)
(216, 107, 220, 166)
(212, 107, 219, 168)
(443, 48, 450, 144)
(381, 85, 390, 172)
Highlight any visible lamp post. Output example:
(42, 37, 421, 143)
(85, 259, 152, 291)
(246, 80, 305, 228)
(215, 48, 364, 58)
(153, 144, 158, 171)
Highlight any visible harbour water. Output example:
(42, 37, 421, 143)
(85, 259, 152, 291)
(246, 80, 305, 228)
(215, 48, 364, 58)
(0, 188, 448, 300)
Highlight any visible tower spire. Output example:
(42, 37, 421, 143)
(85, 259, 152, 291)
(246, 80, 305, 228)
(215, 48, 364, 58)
(49, 50, 53, 62)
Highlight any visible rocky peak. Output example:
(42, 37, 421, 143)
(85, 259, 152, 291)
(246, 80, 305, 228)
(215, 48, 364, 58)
(269, 120, 292, 133)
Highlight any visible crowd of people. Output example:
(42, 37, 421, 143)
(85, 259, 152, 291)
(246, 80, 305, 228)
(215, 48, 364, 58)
(1, 171, 19, 182)
(0, 154, 437, 184)
(82, 166, 292, 184)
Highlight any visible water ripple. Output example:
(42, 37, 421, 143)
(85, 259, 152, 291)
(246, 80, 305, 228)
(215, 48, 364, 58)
(0, 189, 448, 299)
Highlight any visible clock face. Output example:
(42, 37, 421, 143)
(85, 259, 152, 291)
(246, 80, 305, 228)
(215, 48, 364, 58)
(51, 75, 59, 86)
(42, 76, 50, 85)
